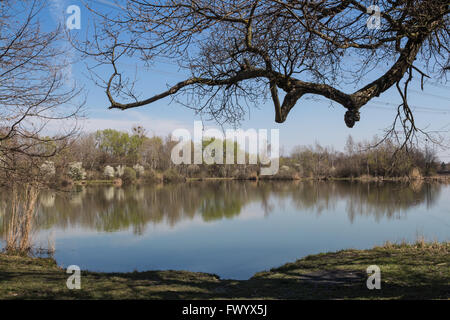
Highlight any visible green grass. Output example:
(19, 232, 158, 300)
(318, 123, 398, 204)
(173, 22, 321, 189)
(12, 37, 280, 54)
(0, 241, 448, 299)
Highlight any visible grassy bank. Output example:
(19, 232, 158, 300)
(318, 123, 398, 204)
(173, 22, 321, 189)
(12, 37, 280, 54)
(0, 241, 448, 299)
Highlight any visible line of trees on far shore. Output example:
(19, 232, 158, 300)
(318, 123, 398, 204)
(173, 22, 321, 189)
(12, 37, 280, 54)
(20, 126, 445, 187)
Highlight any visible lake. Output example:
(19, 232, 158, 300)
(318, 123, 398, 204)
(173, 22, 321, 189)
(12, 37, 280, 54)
(1, 180, 449, 279)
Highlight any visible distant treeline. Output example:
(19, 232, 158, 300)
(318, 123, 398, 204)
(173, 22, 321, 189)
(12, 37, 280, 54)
(38, 127, 445, 185)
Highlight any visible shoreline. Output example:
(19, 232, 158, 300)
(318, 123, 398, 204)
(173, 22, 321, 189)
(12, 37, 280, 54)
(1, 241, 448, 299)
(72, 174, 450, 186)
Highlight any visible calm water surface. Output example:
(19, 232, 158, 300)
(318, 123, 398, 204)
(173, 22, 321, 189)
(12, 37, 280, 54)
(1, 181, 449, 279)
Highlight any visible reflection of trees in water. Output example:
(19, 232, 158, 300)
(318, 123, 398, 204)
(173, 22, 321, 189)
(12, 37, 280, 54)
(287, 181, 340, 215)
(283, 181, 441, 222)
(31, 182, 268, 235)
(0, 181, 444, 236)
(339, 182, 441, 223)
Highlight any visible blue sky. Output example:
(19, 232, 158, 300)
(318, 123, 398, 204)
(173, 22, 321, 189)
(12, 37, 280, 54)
(46, 0, 450, 160)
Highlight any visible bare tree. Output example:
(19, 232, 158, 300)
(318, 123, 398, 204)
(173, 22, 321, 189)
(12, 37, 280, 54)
(0, 0, 83, 252)
(78, 0, 448, 145)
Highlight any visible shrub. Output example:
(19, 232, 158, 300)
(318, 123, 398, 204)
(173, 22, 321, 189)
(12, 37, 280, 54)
(409, 167, 423, 180)
(236, 170, 258, 180)
(133, 164, 145, 178)
(68, 162, 86, 181)
(122, 167, 137, 185)
(162, 168, 186, 183)
(186, 164, 200, 177)
(260, 165, 300, 180)
(142, 169, 163, 184)
(86, 170, 103, 180)
(104, 165, 115, 179)
(40, 161, 56, 178)
(115, 165, 125, 177)
(60, 178, 73, 187)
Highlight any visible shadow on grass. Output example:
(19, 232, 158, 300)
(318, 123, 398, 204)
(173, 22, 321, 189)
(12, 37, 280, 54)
(1, 242, 448, 300)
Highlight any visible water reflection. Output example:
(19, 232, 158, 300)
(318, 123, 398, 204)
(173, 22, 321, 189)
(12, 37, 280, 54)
(1, 181, 443, 236)
(1, 181, 448, 279)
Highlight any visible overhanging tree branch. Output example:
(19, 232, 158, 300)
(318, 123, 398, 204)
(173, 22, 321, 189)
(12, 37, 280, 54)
(78, 0, 449, 139)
